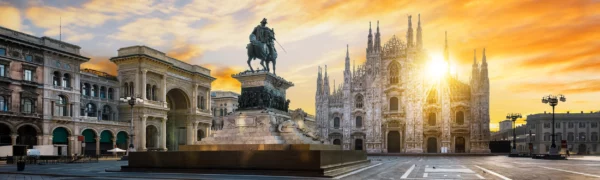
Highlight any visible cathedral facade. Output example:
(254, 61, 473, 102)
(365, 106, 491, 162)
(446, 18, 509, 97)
(315, 15, 491, 153)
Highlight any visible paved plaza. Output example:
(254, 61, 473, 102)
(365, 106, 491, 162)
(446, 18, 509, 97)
(1, 156, 600, 180)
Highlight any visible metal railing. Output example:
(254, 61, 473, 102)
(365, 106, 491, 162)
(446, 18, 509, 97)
(6, 155, 100, 164)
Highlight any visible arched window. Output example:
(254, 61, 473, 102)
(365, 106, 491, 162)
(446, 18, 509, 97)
(123, 83, 129, 97)
(197, 129, 205, 141)
(389, 61, 399, 84)
(356, 116, 362, 128)
(567, 132, 574, 141)
(334, 117, 340, 129)
(129, 82, 134, 97)
(389, 97, 398, 111)
(53, 71, 61, 86)
(91, 85, 98, 97)
(456, 111, 464, 125)
(101, 105, 111, 120)
(100, 86, 106, 99)
(56, 95, 67, 116)
(428, 112, 436, 126)
(0, 96, 8, 111)
(592, 132, 598, 142)
(333, 139, 341, 145)
(152, 85, 157, 100)
(544, 132, 550, 141)
(108, 88, 114, 100)
(62, 73, 71, 88)
(556, 132, 563, 141)
(355, 94, 363, 108)
(579, 132, 586, 141)
(21, 99, 33, 114)
(199, 96, 205, 109)
(86, 103, 97, 117)
(146, 84, 151, 100)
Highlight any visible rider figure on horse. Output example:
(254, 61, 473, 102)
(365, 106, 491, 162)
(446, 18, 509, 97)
(247, 18, 278, 74)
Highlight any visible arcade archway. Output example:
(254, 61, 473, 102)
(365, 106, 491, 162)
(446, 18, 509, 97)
(16, 125, 38, 147)
(387, 131, 401, 153)
(116, 131, 128, 150)
(146, 125, 159, 149)
(166, 88, 190, 151)
(52, 127, 70, 156)
(99, 130, 113, 154)
(0, 123, 12, 145)
(82, 129, 97, 155)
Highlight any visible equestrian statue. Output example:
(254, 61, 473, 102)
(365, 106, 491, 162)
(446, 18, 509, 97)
(247, 18, 279, 74)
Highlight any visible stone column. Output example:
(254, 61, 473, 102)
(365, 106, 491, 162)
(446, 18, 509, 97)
(37, 135, 43, 145)
(162, 73, 167, 107)
(206, 90, 211, 112)
(193, 122, 199, 143)
(193, 84, 198, 111)
(141, 116, 147, 151)
(10, 134, 17, 145)
(186, 120, 194, 145)
(112, 138, 117, 155)
(69, 136, 76, 156)
(95, 137, 100, 155)
(161, 118, 167, 151)
(142, 70, 147, 100)
(135, 69, 140, 97)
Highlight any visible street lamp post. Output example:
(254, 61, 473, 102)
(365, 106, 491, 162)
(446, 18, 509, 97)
(542, 94, 566, 156)
(120, 96, 143, 157)
(507, 113, 522, 155)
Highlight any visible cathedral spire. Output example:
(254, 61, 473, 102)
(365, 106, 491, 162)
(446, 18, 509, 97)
(375, 20, 381, 52)
(367, 22, 373, 53)
(324, 65, 330, 95)
(317, 66, 322, 95)
(473, 49, 477, 64)
(407, 15, 414, 48)
(444, 31, 449, 63)
(482, 48, 487, 65)
(416, 14, 422, 49)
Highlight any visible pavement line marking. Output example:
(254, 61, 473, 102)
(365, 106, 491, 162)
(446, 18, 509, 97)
(333, 163, 382, 179)
(423, 173, 428, 178)
(400, 164, 416, 179)
(539, 166, 600, 178)
(474, 165, 511, 180)
(476, 174, 485, 179)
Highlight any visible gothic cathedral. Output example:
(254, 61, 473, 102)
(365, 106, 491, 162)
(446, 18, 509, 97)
(315, 15, 491, 153)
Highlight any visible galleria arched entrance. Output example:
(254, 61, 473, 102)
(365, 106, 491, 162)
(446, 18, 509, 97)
(166, 88, 190, 151)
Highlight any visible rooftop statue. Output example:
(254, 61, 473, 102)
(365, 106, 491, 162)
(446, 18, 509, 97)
(247, 18, 278, 74)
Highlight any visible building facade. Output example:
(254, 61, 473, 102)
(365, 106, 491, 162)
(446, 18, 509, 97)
(527, 111, 600, 155)
(0, 26, 131, 156)
(210, 90, 239, 132)
(110, 46, 215, 152)
(315, 15, 491, 153)
(498, 120, 513, 132)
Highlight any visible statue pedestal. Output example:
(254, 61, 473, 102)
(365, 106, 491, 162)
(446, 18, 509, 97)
(234, 70, 294, 111)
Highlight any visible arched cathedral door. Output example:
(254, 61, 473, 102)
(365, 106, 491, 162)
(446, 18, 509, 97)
(427, 137, 437, 153)
(387, 131, 400, 153)
(455, 137, 465, 153)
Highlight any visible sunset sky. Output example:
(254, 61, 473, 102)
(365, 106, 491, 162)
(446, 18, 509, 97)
(1, 0, 599, 131)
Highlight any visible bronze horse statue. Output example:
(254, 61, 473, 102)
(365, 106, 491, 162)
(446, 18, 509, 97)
(246, 29, 277, 74)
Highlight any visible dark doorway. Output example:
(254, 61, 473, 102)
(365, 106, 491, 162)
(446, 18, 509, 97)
(427, 137, 437, 153)
(578, 144, 587, 154)
(354, 139, 363, 150)
(455, 137, 465, 153)
(333, 139, 341, 145)
(387, 131, 400, 153)
(17, 125, 37, 147)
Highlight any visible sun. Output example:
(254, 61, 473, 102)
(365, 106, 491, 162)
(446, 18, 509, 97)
(425, 54, 448, 82)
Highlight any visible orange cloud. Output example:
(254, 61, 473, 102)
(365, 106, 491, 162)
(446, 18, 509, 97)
(80, 57, 118, 75)
(0, 5, 21, 31)
(202, 64, 243, 93)
(168, 42, 204, 62)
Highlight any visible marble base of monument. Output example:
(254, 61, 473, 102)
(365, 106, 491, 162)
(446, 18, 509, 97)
(121, 150, 370, 177)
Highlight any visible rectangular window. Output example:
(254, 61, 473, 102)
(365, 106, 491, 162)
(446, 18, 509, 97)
(0, 64, 5, 77)
(556, 123, 561, 128)
(592, 122, 598, 128)
(25, 55, 33, 62)
(544, 123, 550, 128)
(24, 70, 32, 81)
(568, 122, 574, 128)
(0, 48, 5, 56)
(579, 122, 586, 128)
(530, 124, 536, 129)
(21, 99, 32, 114)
